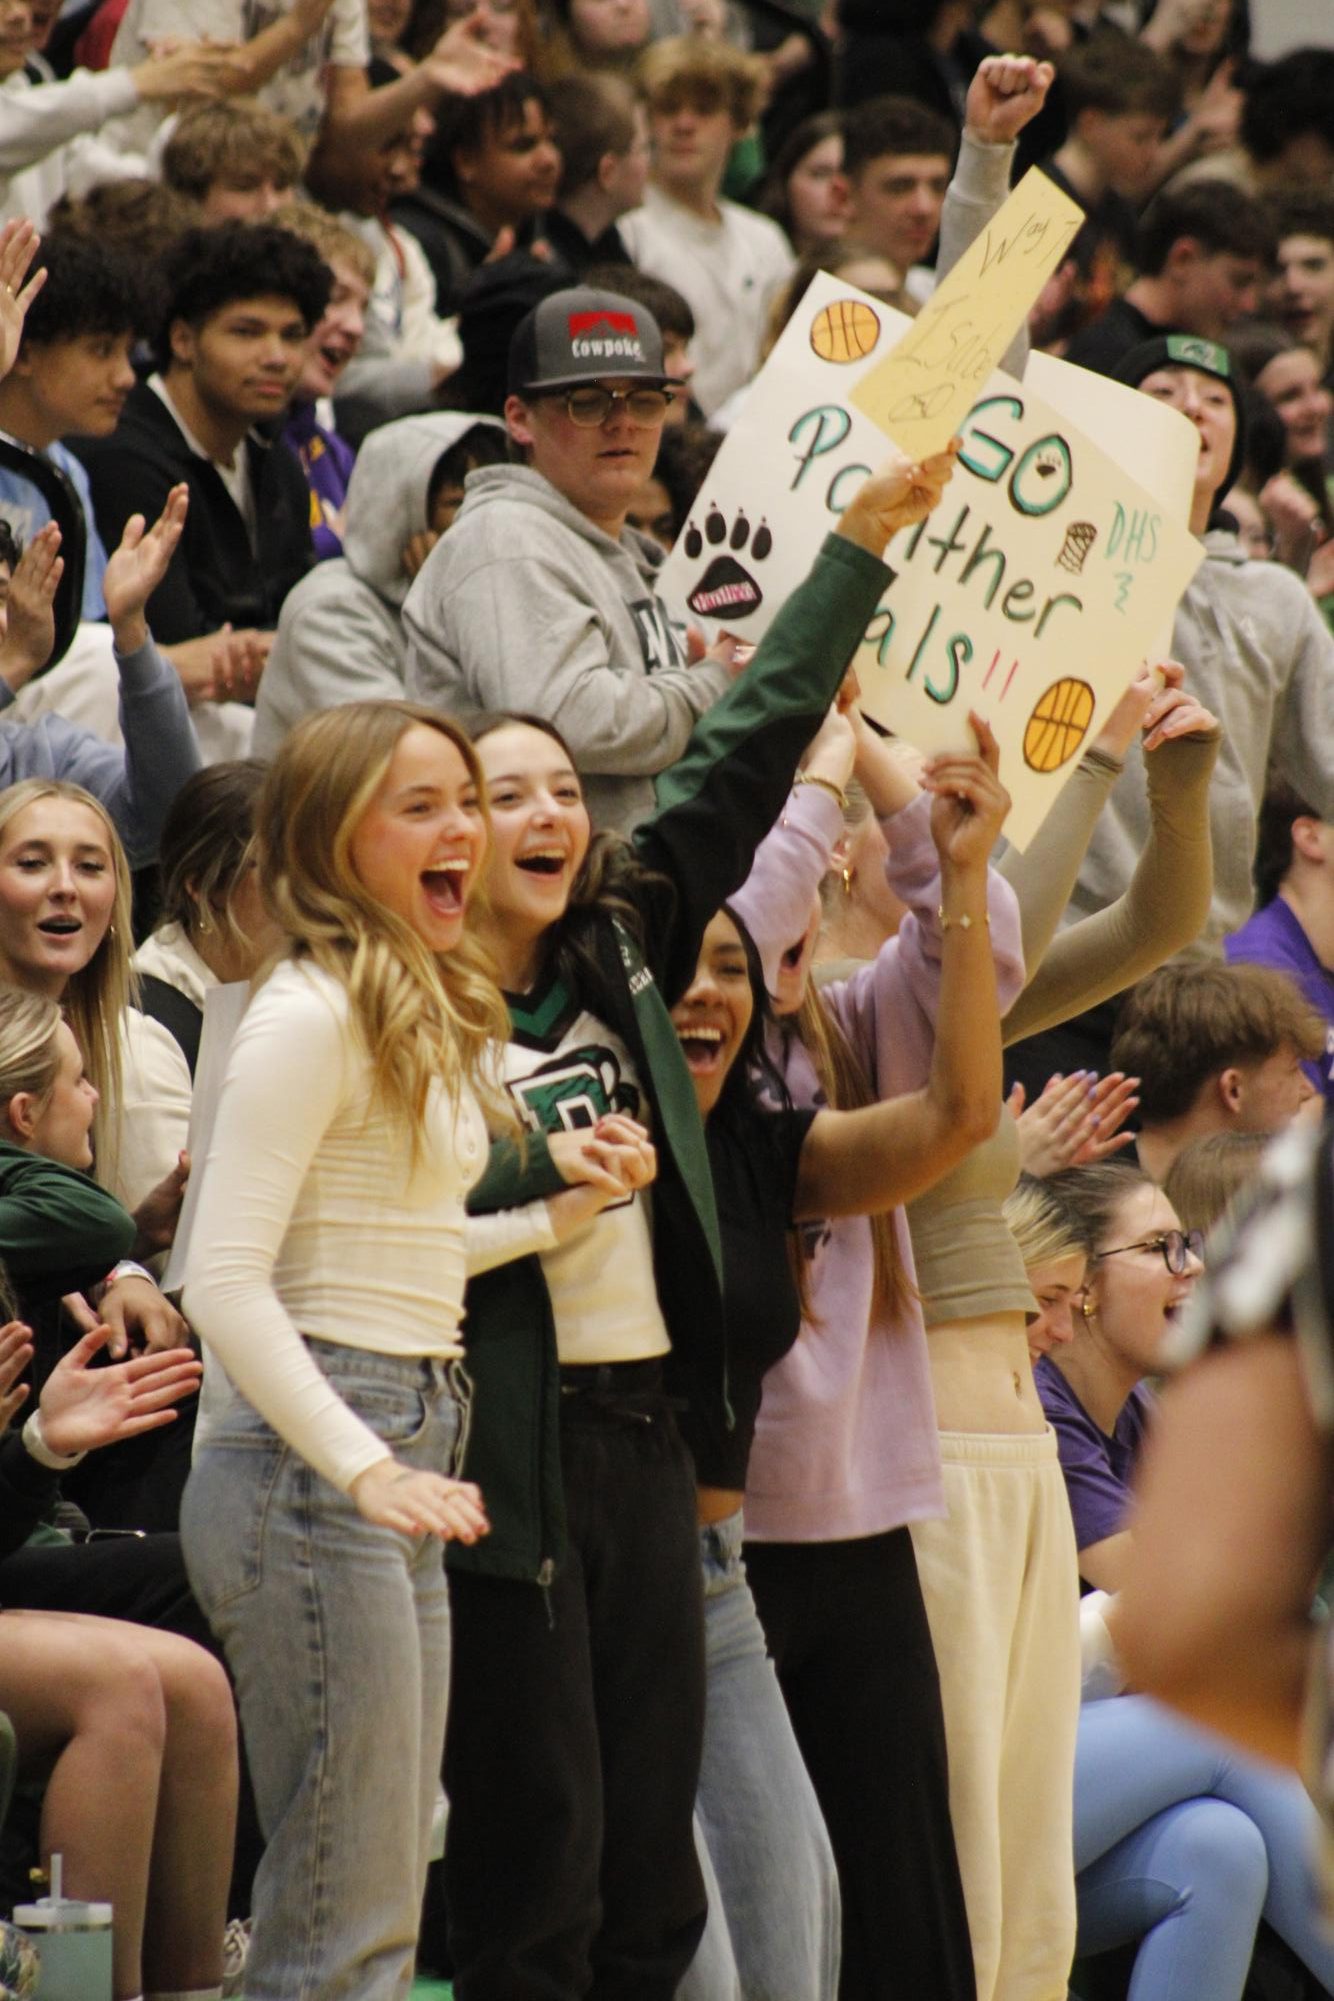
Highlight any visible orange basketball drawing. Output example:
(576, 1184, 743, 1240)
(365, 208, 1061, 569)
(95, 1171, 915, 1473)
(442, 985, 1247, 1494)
(810, 298, 881, 363)
(1023, 677, 1095, 773)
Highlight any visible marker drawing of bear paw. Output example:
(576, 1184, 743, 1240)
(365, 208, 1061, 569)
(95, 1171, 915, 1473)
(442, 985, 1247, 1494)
(683, 506, 773, 620)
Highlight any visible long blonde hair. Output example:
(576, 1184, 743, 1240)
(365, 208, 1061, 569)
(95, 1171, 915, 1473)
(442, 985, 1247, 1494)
(0, 780, 133, 1177)
(256, 702, 514, 1155)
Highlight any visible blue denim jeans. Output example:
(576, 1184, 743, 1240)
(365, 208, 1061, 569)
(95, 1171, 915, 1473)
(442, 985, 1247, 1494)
(679, 1509, 840, 2001)
(1075, 1694, 1334, 1997)
(181, 1339, 469, 2001)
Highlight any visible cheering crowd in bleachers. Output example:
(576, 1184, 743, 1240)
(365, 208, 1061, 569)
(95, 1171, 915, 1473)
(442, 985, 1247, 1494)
(0, 3, 1331, 1999)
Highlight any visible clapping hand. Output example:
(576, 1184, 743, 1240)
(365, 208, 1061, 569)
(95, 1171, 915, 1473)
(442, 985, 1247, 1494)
(0, 522, 62, 691)
(105, 485, 189, 654)
(0, 1320, 33, 1429)
(38, 1326, 202, 1456)
(0, 219, 46, 384)
(1009, 1070, 1141, 1175)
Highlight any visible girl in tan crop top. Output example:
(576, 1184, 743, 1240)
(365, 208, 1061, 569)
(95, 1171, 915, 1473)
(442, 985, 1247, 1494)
(807, 665, 1221, 2001)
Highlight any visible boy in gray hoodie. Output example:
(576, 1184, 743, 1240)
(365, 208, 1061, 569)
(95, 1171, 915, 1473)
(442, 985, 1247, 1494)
(253, 411, 505, 757)
(403, 283, 734, 834)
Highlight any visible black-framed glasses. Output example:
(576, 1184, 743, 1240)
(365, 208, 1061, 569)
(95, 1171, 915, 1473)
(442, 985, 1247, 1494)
(1096, 1229, 1204, 1275)
(543, 385, 676, 428)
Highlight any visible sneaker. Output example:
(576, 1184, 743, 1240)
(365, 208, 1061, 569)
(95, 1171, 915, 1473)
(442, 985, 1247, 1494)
(222, 1915, 251, 1998)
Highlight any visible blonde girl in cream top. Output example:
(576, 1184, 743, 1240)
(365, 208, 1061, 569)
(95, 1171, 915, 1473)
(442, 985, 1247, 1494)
(181, 699, 649, 2001)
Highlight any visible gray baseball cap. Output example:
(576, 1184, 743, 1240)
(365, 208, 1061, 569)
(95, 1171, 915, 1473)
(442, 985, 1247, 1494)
(507, 286, 683, 396)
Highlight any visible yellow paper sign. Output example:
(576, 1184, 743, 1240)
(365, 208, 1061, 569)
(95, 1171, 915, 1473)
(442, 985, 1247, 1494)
(850, 167, 1084, 457)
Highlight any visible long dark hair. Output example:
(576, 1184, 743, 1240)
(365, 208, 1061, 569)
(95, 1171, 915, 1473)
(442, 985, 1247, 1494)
(713, 905, 817, 1324)
(466, 710, 675, 1008)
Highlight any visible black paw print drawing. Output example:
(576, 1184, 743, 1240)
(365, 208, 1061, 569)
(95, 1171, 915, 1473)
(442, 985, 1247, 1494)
(684, 505, 774, 620)
(1032, 446, 1065, 481)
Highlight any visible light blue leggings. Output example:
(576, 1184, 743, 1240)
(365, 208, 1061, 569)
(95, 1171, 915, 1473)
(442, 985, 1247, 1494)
(1075, 1695, 1334, 1999)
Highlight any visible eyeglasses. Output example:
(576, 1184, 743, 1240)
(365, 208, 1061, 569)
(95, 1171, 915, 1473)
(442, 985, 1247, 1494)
(541, 386, 675, 427)
(1096, 1229, 1204, 1275)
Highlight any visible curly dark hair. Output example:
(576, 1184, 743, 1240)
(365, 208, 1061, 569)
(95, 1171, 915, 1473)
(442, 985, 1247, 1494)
(154, 220, 332, 372)
(19, 233, 144, 350)
(424, 71, 549, 201)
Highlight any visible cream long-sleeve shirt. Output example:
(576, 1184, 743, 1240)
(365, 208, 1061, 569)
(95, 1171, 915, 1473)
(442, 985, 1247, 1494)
(183, 958, 554, 1492)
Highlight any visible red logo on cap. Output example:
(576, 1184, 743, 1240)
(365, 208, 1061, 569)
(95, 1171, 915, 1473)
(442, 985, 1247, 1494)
(568, 310, 638, 337)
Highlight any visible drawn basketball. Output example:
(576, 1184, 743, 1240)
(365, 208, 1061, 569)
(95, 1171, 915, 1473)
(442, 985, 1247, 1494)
(810, 298, 881, 363)
(1023, 677, 1095, 773)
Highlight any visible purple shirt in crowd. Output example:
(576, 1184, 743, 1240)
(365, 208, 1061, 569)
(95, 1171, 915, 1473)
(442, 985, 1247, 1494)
(1036, 1357, 1153, 1557)
(283, 402, 356, 563)
(1225, 895, 1334, 1105)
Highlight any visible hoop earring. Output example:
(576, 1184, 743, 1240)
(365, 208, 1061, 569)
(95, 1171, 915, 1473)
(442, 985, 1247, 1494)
(841, 865, 854, 899)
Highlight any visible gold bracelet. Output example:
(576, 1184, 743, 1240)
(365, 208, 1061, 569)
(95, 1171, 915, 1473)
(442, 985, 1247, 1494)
(794, 772, 849, 810)
(937, 906, 990, 931)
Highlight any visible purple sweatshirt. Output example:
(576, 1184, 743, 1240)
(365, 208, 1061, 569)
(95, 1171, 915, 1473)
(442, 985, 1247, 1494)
(284, 401, 357, 563)
(730, 786, 1025, 1541)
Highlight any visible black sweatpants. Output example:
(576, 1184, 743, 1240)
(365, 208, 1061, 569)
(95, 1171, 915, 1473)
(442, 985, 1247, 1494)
(0, 1527, 213, 1643)
(744, 1528, 978, 2001)
(444, 1375, 706, 2001)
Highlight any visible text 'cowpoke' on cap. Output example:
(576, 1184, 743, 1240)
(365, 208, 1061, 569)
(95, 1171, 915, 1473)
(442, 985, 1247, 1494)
(508, 286, 687, 396)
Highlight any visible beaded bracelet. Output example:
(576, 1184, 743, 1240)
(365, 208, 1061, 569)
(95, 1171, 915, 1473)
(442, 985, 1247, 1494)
(793, 772, 849, 810)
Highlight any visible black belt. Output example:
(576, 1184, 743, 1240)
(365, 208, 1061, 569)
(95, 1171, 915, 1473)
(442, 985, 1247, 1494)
(558, 1358, 665, 1395)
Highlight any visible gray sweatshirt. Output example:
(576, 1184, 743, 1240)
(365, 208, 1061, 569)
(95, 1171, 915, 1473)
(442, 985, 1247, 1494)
(1068, 528, 1334, 957)
(254, 412, 502, 759)
(0, 635, 198, 867)
(403, 464, 733, 832)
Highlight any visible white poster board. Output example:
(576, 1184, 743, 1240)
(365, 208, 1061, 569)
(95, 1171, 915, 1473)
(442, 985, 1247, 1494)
(659, 272, 1204, 849)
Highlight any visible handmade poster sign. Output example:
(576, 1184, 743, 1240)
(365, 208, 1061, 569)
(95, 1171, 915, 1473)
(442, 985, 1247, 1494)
(1025, 346, 1200, 660)
(850, 166, 1085, 460)
(658, 269, 1204, 849)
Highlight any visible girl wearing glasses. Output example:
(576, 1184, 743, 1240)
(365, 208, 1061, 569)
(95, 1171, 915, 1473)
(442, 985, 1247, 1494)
(1023, 1160, 1334, 1999)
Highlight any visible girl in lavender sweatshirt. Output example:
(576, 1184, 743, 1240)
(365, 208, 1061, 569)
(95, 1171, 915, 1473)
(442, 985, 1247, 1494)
(727, 710, 1026, 2001)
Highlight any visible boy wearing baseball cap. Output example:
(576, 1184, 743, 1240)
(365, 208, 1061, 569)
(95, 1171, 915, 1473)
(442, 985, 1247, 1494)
(404, 283, 735, 832)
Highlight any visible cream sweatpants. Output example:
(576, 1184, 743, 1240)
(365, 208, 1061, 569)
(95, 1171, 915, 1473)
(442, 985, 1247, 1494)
(910, 1428, 1081, 2001)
